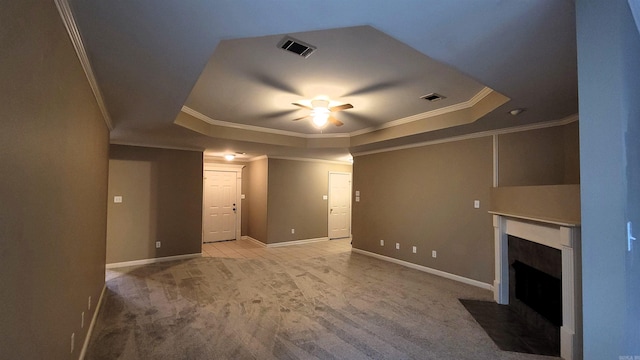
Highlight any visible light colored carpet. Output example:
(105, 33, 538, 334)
(86, 249, 559, 359)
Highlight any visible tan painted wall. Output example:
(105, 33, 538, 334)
(246, 158, 269, 242)
(107, 145, 203, 263)
(563, 121, 580, 184)
(267, 159, 352, 244)
(498, 123, 580, 186)
(352, 122, 580, 285)
(490, 185, 581, 224)
(0, 2, 109, 358)
(352, 137, 495, 284)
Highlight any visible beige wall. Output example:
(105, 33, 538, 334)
(352, 122, 580, 285)
(497, 123, 580, 186)
(352, 137, 495, 283)
(246, 158, 269, 242)
(267, 158, 352, 244)
(107, 145, 203, 263)
(563, 121, 580, 184)
(0, 2, 109, 358)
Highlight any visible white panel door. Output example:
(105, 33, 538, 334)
(329, 173, 351, 239)
(203, 171, 237, 242)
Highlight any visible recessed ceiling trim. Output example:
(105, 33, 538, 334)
(180, 106, 350, 139)
(268, 155, 352, 165)
(349, 87, 494, 136)
(182, 87, 496, 140)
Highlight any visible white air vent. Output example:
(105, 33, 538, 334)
(420, 93, 446, 102)
(278, 36, 316, 58)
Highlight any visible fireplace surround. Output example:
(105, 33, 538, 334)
(492, 213, 581, 360)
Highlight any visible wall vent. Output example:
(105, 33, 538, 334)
(420, 93, 446, 102)
(278, 36, 316, 58)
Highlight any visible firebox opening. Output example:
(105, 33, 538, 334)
(513, 260, 563, 326)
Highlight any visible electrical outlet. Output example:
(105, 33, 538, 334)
(113, 196, 122, 203)
(380, 239, 384, 246)
(81, 312, 85, 328)
(291, 228, 295, 234)
(474, 200, 480, 208)
(71, 333, 75, 353)
(432, 250, 437, 258)
(395, 243, 400, 250)
(155, 241, 161, 248)
(412, 246, 417, 254)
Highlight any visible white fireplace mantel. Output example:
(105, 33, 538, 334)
(491, 212, 581, 360)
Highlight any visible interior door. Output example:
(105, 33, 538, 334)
(203, 170, 237, 242)
(329, 172, 351, 239)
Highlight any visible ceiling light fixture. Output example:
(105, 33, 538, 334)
(509, 108, 525, 116)
(224, 154, 235, 161)
(310, 99, 331, 128)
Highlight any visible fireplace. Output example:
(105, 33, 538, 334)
(492, 214, 581, 360)
(513, 260, 562, 326)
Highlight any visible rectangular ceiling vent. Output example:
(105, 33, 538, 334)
(278, 36, 316, 58)
(420, 93, 446, 102)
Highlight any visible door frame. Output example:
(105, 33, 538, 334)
(328, 171, 352, 239)
(203, 163, 244, 243)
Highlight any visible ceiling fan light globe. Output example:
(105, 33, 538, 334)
(312, 113, 329, 128)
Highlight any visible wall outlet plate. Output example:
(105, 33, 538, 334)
(395, 243, 400, 250)
(432, 250, 437, 258)
(155, 241, 161, 248)
(412, 246, 417, 253)
(114, 195, 123, 203)
(380, 239, 384, 246)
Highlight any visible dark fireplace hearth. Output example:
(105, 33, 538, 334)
(508, 235, 562, 349)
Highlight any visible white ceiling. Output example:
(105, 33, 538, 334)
(69, 0, 578, 162)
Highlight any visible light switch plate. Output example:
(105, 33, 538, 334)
(355, 196, 360, 202)
(355, 190, 360, 196)
(474, 200, 480, 208)
(114, 196, 123, 203)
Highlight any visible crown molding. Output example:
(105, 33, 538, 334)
(348, 87, 494, 136)
(268, 156, 353, 165)
(352, 113, 579, 157)
(248, 155, 268, 162)
(181, 106, 350, 139)
(181, 88, 493, 141)
(110, 140, 203, 152)
(55, 0, 113, 130)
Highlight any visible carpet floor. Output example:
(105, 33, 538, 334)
(86, 247, 560, 359)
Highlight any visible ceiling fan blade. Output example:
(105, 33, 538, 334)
(328, 116, 344, 127)
(292, 102, 313, 110)
(329, 103, 353, 112)
(292, 115, 309, 121)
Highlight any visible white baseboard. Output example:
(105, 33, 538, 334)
(266, 237, 329, 248)
(105, 253, 202, 269)
(79, 283, 106, 360)
(242, 236, 266, 247)
(242, 235, 330, 248)
(351, 248, 493, 291)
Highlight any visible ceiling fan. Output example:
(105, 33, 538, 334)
(292, 99, 353, 128)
